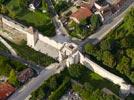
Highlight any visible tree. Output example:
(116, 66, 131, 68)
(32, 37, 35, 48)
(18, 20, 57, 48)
(42, 0, 48, 10)
(49, 76, 58, 91)
(68, 64, 86, 79)
(102, 51, 116, 68)
(131, 59, 134, 69)
(95, 50, 103, 61)
(37, 88, 46, 100)
(100, 39, 111, 50)
(90, 14, 101, 30)
(48, 77, 70, 100)
(84, 82, 93, 92)
(17, 0, 28, 8)
(130, 72, 134, 83)
(0, 56, 11, 76)
(84, 43, 96, 55)
(0, 4, 8, 14)
(116, 56, 130, 76)
(124, 8, 134, 33)
(126, 48, 134, 59)
(8, 69, 19, 87)
(0, 0, 5, 3)
(120, 38, 129, 48)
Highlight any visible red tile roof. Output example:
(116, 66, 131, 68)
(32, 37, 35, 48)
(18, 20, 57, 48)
(0, 82, 15, 100)
(70, 6, 92, 21)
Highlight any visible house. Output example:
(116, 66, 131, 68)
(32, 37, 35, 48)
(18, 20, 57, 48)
(94, 0, 111, 21)
(70, 4, 92, 23)
(0, 82, 15, 100)
(18, 68, 34, 84)
(94, 0, 110, 14)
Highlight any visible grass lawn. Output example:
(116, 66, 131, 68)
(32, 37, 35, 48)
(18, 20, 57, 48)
(5, 39, 56, 67)
(5, 0, 55, 37)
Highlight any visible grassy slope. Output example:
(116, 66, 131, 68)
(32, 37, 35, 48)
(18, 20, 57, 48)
(6, 0, 55, 36)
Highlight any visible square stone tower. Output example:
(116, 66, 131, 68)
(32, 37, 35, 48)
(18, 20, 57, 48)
(27, 26, 38, 48)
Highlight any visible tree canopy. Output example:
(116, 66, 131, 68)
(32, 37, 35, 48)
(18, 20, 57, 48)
(8, 69, 19, 87)
(68, 64, 86, 79)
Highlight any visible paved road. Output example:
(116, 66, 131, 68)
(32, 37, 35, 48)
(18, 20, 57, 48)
(8, 63, 64, 100)
(45, 0, 69, 36)
(0, 50, 43, 74)
(78, 0, 134, 49)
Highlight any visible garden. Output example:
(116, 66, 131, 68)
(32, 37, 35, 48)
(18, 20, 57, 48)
(67, 14, 102, 39)
(0, 0, 55, 37)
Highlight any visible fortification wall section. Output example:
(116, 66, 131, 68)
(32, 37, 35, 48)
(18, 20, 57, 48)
(79, 52, 132, 95)
(0, 15, 63, 49)
(1, 16, 28, 35)
(0, 16, 27, 43)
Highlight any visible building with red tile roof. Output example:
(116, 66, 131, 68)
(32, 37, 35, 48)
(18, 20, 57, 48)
(70, 4, 92, 23)
(0, 82, 15, 100)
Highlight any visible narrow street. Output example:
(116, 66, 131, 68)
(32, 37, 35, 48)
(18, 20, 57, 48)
(8, 63, 63, 100)
(45, 0, 69, 36)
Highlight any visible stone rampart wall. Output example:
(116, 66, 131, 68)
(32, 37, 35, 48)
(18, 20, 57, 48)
(1, 16, 29, 35)
(0, 15, 63, 50)
(79, 52, 132, 95)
